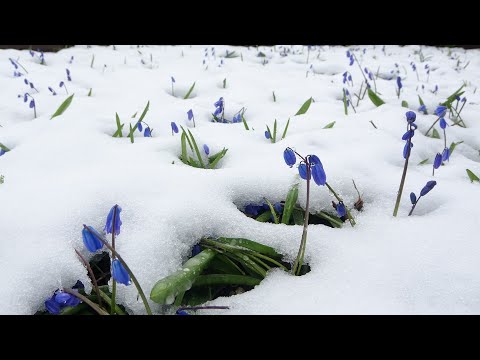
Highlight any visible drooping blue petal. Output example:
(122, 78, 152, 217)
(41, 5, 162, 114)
(203, 144, 210, 155)
(82, 226, 104, 252)
(283, 148, 296, 167)
(137, 122, 143, 132)
(309, 155, 322, 167)
(403, 141, 413, 159)
(214, 97, 224, 108)
(264, 130, 271, 139)
(112, 259, 131, 285)
(410, 192, 417, 204)
(442, 147, 450, 161)
(29, 99, 35, 109)
(405, 111, 416, 123)
(418, 104, 427, 113)
(54, 292, 72, 305)
(187, 109, 194, 120)
(144, 127, 152, 137)
(420, 180, 437, 196)
(439, 118, 447, 129)
(64, 293, 81, 307)
(104, 205, 122, 236)
(433, 153, 442, 169)
(336, 202, 346, 217)
(402, 130, 415, 140)
(311, 163, 326, 185)
(298, 163, 310, 180)
(274, 202, 283, 214)
(176, 310, 190, 315)
(397, 76, 402, 89)
(434, 106, 447, 118)
(171, 122, 179, 134)
(245, 204, 260, 216)
(45, 297, 61, 314)
(191, 244, 202, 257)
(171, 76, 175, 83)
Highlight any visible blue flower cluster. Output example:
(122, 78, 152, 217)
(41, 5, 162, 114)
(409, 181, 437, 215)
(401, 111, 417, 159)
(45, 281, 84, 314)
(346, 51, 354, 66)
(212, 98, 242, 123)
(284, 148, 326, 186)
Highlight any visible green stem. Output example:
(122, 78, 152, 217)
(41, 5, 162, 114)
(292, 166, 311, 276)
(425, 117, 441, 136)
(193, 274, 261, 287)
(84, 226, 152, 315)
(392, 138, 412, 217)
(62, 288, 109, 315)
(408, 196, 421, 216)
(325, 182, 356, 226)
(98, 289, 126, 315)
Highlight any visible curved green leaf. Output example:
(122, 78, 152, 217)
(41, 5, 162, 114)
(51, 94, 74, 119)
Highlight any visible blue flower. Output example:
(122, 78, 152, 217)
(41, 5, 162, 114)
(311, 163, 326, 186)
(439, 118, 447, 129)
(203, 144, 210, 155)
(45, 297, 61, 314)
(420, 180, 437, 196)
(397, 76, 402, 90)
(403, 141, 413, 159)
(336, 202, 346, 217)
(55, 291, 81, 307)
(309, 155, 322, 167)
(418, 104, 427, 114)
(442, 147, 450, 161)
(176, 310, 190, 315)
(433, 153, 442, 169)
(29, 99, 35, 109)
(187, 109, 194, 121)
(137, 122, 143, 132)
(461, 97, 466, 103)
(402, 130, 415, 140)
(9, 58, 18, 69)
(245, 204, 261, 216)
(82, 225, 104, 252)
(171, 76, 175, 83)
(66, 68, 71, 81)
(265, 130, 271, 139)
(411, 63, 416, 71)
(111, 259, 131, 285)
(274, 202, 283, 214)
(23, 93, 28, 103)
(298, 163, 310, 180)
(410, 192, 417, 204)
(346, 51, 351, 58)
(349, 55, 354, 66)
(283, 148, 296, 167)
(405, 111, 416, 123)
(0, 149, 6, 157)
(105, 204, 122, 236)
(434, 106, 447, 118)
(24, 78, 29, 85)
(48, 87, 57, 95)
(214, 97, 224, 108)
(144, 127, 152, 137)
(59, 81, 65, 88)
(171, 122, 179, 134)
(233, 113, 242, 123)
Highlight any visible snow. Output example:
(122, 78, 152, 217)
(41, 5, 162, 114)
(1, 45, 480, 314)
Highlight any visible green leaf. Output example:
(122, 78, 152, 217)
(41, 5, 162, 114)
(183, 82, 196, 99)
(343, 89, 348, 115)
(180, 126, 194, 151)
(263, 198, 279, 224)
(0, 143, 10, 152)
(209, 254, 245, 275)
(466, 169, 480, 183)
(449, 141, 463, 156)
(266, 125, 274, 143)
(273, 91, 276, 102)
(441, 84, 466, 107)
(323, 121, 336, 129)
(367, 88, 385, 107)
(418, 158, 429, 165)
(193, 274, 261, 288)
(257, 52, 266, 57)
(209, 148, 227, 169)
(431, 128, 440, 139)
(138, 101, 150, 123)
(0, 175, 4, 185)
(87, 88, 92, 97)
(273, 119, 277, 143)
(315, 211, 343, 228)
(50, 94, 74, 119)
(180, 131, 188, 163)
(292, 208, 304, 225)
(150, 249, 217, 304)
(281, 118, 290, 139)
(282, 183, 299, 225)
(401, 100, 409, 108)
(295, 97, 313, 116)
(131, 111, 138, 118)
(90, 54, 95, 68)
(222, 78, 226, 89)
(241, 111, 249, 130)
(187, 129, 205, 169)
(256, 211, 272, 222)
(112, 113, 124, 138)
(128, 123, 134, 143)
(418, 95, 425, 106)
(215, 237, 282, 259)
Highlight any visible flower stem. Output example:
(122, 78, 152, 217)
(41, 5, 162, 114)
(176, 306, 229, 312)
(393, 138, 412, 217)
(84, 226, 152, 315)
(74, 249, 103, 310)
(408, 197, 421, 216)
(325, 182, 356, 226)
(292, 165, 311, 276)
(62, 288, 109, 315)
(111, 206, 117, 315)
(425, 117, 441, 136)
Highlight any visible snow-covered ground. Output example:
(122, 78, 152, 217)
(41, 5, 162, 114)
(1, 45, 480, 315)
